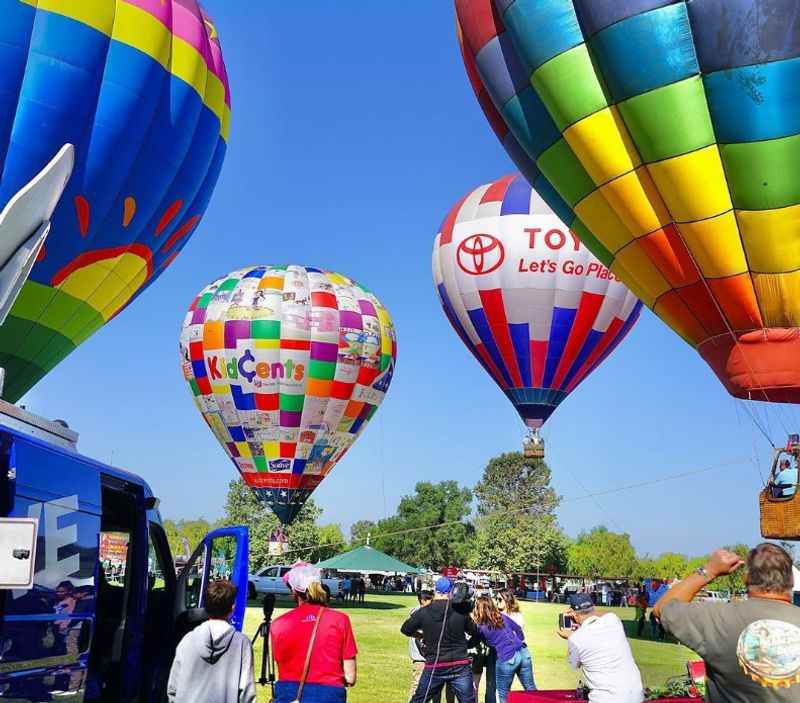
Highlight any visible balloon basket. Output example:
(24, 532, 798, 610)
(523, 430, 545, 460)
(268, 529, 290, 557)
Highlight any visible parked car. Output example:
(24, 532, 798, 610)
(696, 589, 730, 603)
(248, 565, 343, 599)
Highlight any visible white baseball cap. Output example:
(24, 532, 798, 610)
(287, 565, 321, 594)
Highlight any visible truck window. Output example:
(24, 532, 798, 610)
(99, 530, 130, 588)
(147, 524, 171, 593)
(208, 535, 239, 583)
(183, 546, 206, 610)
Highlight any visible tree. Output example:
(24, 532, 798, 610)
(222, 479, 323, 571)
(567, 526, 638, 578)
(313, 524, 346, 563)
(471, 452, 568, 573)
(708, 544, 750, 594)
(651, 552, 689, 580)
(163, 518, 214, 558)
(371, 481, 474, 569)
(350, 520, 377, 546)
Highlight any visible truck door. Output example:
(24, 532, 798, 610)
(0, 434, 100, 703)
(173, 526, 248, 641)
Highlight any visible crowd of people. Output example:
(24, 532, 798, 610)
(162, 543, 800, 703)
(338, 575, 367, 603)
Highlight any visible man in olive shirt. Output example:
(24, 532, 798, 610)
(654, 543, 800, 702)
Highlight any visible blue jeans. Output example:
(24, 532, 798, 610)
(274, 680, 347, 703)
(494, 647, 536, 703)
(411, 664, 476, 703)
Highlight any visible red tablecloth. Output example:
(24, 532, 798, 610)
(508, 692, 695, 703)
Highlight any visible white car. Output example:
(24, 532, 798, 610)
(697, 589, 730, 603)
(248, 565, 343, 599)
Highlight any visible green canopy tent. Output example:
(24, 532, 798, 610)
(315, 545, 421, 576)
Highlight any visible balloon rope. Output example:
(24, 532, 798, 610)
(283, 456, 751, 557)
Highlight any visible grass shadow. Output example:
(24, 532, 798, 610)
(620, 615, 678, 644)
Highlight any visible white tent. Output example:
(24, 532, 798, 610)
(793, 565, 800, 593)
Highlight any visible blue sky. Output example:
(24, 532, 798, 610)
(22, 2, 793, 557)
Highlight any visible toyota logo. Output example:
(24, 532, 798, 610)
(456, 234, 505, 275)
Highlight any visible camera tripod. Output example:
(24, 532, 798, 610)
(251, 594, 277, 693)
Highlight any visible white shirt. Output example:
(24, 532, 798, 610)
(567, 613, 644, 703)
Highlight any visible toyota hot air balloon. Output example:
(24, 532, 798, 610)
(433, 174, 641, 456)
(0, 0, 230, 402)
(456, 0, 800, 404)
(180, 266, 397, 525)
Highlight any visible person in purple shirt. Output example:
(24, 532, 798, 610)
(471, 595, 535, 703)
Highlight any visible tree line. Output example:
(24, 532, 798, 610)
(165, 452, 782, 589)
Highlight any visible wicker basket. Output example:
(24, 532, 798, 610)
(759, 487, 800, 539)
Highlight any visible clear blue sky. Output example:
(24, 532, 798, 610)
(22, 2, 794, 558)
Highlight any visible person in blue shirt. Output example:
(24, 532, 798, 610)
(772, 458, 798, 498)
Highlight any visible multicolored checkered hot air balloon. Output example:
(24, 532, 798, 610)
(180, 266, 397, 525)
(0, 0, 230, 402)
(433, 174, 641, 448)
(456, 0, 800, 403)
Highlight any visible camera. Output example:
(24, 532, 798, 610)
(559, 613, 575, 630)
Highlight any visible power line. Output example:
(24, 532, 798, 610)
(279, 455, 751, 558)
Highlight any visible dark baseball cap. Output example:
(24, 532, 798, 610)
(568, 593, 594, 612)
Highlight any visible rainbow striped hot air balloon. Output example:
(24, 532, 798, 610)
(180, 266, 397, 525)
(0, 0, 230, 402)
(433, 174, 641, 444)
(456, 0, 800, 404)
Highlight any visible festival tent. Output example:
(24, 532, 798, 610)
(316, 545, 420, 575)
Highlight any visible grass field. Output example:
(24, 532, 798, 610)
(244, 594, 695, 702)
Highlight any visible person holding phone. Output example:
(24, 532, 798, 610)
(557, 594, 643, 703)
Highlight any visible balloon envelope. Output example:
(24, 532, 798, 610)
(456, 0, 800, 403)
(0, 0, 230, 401)
(433, 174, 641, 428)
(180, 266, 397, 525)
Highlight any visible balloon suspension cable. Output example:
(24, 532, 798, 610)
(279, 455, 751, 558)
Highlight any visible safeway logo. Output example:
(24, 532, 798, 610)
(457, 234, 504, 275)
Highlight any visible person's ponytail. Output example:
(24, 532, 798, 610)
(304, 581, 328, 605)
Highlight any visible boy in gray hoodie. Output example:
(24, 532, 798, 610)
(167, 580, 256, 703)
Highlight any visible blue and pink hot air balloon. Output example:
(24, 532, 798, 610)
(433, 174, 642, 449)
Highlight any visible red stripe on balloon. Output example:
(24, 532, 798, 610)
(74, 196, 90, 237)
(280, 339, 311, 351)
(155, 199, 184, 236)
(36, 244, 46, 262)
(551, 291, 604, 390)
(530, 339, 548, 388)
(162, 215, 200, 252)
(159, 251, 179, 272)
(478, 288, 523, 387)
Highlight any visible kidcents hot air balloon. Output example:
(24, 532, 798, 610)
(456, 0, 800, 404)
(0, 1, 230, 402)
(180, 266, 397, 525)
(433, 174, 641, 453)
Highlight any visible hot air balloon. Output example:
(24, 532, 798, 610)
(433, 174, 641, 455)
(456, 0, 800, 404)
(180, 266, 397, 525)
(0, 0, 230, 402)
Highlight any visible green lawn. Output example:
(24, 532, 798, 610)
(244, 594, 695, 702)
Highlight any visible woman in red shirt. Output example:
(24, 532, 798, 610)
(271, 566, 357, 702)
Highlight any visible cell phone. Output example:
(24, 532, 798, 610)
(559, 613, 575, 630)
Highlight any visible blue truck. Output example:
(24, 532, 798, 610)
(0, 400, 250, 702)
